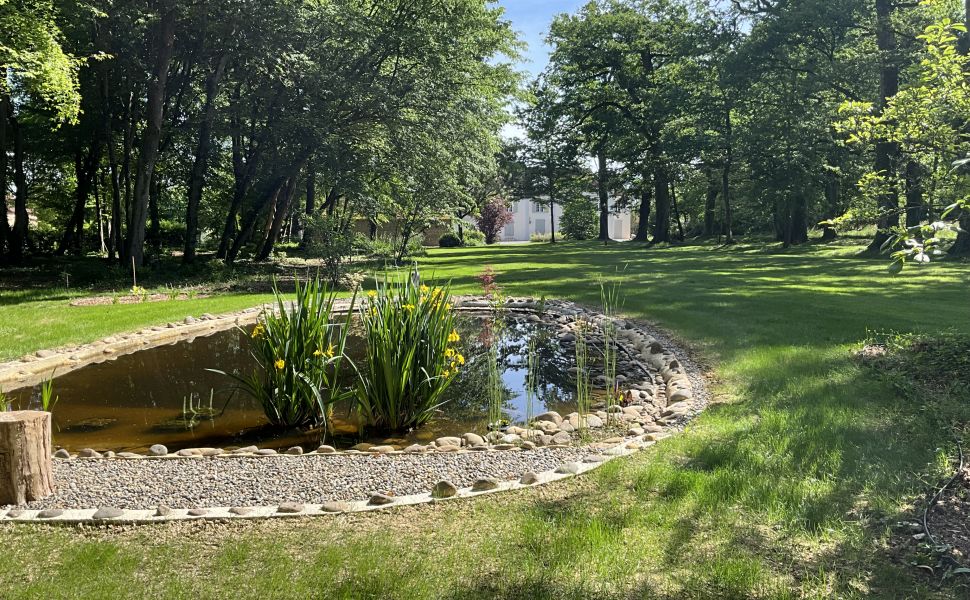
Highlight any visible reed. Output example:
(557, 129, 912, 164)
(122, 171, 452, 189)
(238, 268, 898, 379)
(599, 276, 626, 423)
(355, 272, 462, 432)
(524, 336, 538, 434)
(574, 319, 592, 430)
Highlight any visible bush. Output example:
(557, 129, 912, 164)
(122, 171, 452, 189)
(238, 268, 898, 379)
(213, 277, 354, 429)
(438, 232, 463, 248)
(303, 214, 355, 285)
(530, 233, 552, 243)
(355, 273, 463, 431)
(477, 197, 513, 244)
(560, 199, 598, 240)
(462, 229, 485, 246)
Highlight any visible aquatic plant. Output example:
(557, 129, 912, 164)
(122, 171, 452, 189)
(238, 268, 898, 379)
(355, 273, 461, 432)
(0, 389, 10, 412)
(524, 336, 538, 435)
(40, 375, 58, 412)
(574, 319, 592, 430)
(485, 344, 504, 430)
(213, 276, 353, 429)
(599, 275, 626, 422)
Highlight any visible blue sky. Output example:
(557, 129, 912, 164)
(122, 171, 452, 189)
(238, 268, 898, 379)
(496, 0, 588, 77)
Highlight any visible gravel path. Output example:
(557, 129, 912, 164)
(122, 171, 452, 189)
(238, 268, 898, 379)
(10, 448, 590, 511)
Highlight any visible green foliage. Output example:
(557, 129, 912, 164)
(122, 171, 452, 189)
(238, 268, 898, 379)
(865, 330, 970, 390)
(0, 0, 81, 122)
(40, 374, 57, 412)
(303, 214, 357, 286)
(461, 229, 486, 247)
(355, 273, 463, 432)
(559, 198, 598, 240)
(213, 277, 353, 429)
(437, 232, 463, 248)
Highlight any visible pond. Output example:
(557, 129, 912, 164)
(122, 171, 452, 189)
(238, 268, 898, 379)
(8, 314, 600, 452)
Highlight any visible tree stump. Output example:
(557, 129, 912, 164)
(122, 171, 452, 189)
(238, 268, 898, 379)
(0, 411, 54, 505)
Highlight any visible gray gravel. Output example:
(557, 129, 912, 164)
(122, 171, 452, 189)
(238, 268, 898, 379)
(9, 448, 589, 510)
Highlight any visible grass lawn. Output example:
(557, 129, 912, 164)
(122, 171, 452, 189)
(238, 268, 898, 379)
(1, 240, 969, 598)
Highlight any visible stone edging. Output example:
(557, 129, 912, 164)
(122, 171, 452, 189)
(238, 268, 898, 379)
(2, 431, 672, 524)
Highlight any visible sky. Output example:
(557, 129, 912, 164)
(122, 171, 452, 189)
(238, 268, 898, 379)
(496, 0, 588, 78)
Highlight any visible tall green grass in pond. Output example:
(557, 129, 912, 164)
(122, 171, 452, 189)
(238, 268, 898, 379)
(355, 273, 463, 432)
(599, 276, 625, 424)
(211, 276, 354, 429)
(575, 319, 592, 431)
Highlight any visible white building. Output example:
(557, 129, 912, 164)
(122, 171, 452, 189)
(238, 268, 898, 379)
(500, 196, 632, 242)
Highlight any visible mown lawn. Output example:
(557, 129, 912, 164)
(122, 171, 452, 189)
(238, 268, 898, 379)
(1, 240, 969, 598)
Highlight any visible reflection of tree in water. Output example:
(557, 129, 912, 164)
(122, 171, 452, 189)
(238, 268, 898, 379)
(440, 315, 580, 425)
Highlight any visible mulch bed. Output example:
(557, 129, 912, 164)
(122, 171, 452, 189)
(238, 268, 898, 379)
(70, 293, 210, 307)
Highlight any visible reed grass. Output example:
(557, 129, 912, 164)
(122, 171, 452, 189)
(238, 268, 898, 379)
(575, 319, 592, 430)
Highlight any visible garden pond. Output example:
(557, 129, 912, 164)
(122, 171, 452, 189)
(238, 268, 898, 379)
(8, 315, 602, 452)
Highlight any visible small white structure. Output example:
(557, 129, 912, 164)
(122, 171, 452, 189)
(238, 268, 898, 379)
(499, 196, 632, 242)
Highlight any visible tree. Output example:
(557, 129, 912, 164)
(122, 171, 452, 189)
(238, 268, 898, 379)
(477, 197, 513, 244)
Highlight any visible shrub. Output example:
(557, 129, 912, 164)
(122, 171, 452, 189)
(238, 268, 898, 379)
(560, 198, 598, 240)
(303, 214, 355, 285)
(438, 232, 463, 248)
(462, 229, 485, 246)
(477, 197, 513, 244)
(212, 276, 354, 429)
(530, 232, 552, 243)
(355, 273, 463, 431)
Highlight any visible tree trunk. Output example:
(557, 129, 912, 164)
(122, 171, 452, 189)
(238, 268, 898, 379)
(148, 173, 161, 259)
(257, 175, 299, 260)
(651, 163, 671, 244)
(123, 3, 176, 269)
(58, 144, 100, 255)
(822, 166, 840, 242)
(670, 181, 684, 241)
(904, 159, 924, 228)
(703, 169, 719, 237)
(597, 150, 610, 242)
(9, 113, 28, 262)
(0, 411, 54, 506)
(94, 171, 106, 253)
(226, 172, 293, 264)
(634, 180, 652, 242)
(791, 195, 809, 245)
(722, 109, 735, 244)
(867, 0, 901, 253)
(183, 53, 228, 264)
(549, 197, 557, 243)
(0, 94, 9, 258)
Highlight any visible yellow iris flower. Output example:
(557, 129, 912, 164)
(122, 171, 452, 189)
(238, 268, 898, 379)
(420, 284, 430, 293)
(448, 330, 460, 343)
(367, 290, 377, 298)
(274, 359, 285, 370)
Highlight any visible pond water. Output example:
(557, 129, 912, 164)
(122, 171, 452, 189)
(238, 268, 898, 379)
(9, 315, 597, 452)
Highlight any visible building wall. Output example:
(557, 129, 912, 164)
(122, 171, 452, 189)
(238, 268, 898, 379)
(502, 197, 631, 242)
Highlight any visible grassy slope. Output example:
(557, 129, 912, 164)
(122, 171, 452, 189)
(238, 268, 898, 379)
(2, 241, 969, 599)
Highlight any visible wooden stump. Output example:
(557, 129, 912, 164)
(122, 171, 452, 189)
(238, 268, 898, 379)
(0, 411, 54, 505)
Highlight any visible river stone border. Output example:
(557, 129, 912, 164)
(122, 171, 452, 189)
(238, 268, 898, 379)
(0, 296, 703, 523)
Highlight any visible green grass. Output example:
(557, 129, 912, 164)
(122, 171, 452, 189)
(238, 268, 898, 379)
(2, 240, 970, 598)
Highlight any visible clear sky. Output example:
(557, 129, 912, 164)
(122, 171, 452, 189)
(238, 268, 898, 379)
(496, 0, 588, 77)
